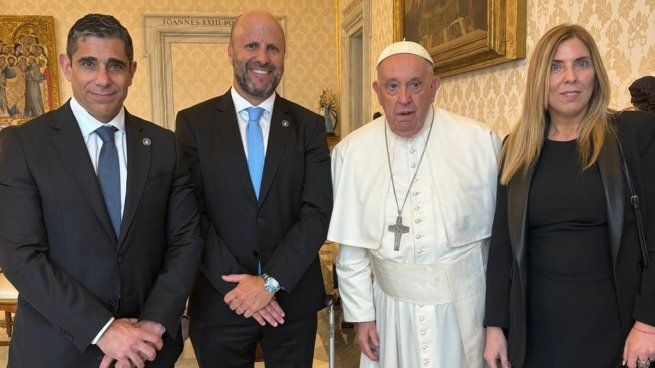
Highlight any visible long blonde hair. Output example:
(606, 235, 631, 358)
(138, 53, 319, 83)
(499, 24, 612, 184)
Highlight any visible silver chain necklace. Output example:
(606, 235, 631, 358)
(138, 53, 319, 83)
(384, 110, 434, 251)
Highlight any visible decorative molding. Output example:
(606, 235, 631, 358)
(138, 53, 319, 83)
(143, 14, 286, 129)
(339, 0, 371, 136)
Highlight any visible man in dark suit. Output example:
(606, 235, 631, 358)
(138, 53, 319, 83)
(175, 10, 333, 368)
(0, 14, 202, 368)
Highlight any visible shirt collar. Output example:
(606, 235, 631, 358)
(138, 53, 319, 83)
(230, 87, 276, 115)
(70, 96, 126, 138)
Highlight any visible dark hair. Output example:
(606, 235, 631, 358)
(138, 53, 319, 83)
(66, 14, 133, 62)
(629, 76, 655, 113)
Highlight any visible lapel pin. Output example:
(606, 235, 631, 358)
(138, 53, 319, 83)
(281, 120, 290, 128)
(142, 138, 151, 146)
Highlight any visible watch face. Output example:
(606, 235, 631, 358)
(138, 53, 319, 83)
(264, 276, 280, 293)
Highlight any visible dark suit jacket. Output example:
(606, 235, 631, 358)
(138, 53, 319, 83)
(484, 111, 655, 367)
(0, 101, 203, 367)
(175, 90, 333, 324)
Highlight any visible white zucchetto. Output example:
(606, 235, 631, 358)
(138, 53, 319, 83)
(376, 40, 434, 67)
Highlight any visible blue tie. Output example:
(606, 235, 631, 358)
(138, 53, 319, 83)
(246, 107, 265, 198)
(96, 125, 121, 238)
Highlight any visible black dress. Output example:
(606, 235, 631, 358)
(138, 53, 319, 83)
(524, 139, 623, 368)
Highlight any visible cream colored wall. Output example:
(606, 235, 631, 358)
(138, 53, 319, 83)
(4, 0, 337, 124)
(370, 0, 655, 135)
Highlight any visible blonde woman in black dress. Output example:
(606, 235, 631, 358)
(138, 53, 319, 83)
(484, 24, 655, 368)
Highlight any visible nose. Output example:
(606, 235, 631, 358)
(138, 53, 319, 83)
(397, 86, 412, 104)
(254, 48, 270, 65)
(563, 66, 578, 83)
(94, 66, 111, 86)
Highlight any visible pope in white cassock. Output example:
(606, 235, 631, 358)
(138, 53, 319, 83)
(329, 41, 501, 368)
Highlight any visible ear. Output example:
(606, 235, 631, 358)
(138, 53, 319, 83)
(58, 53, 73, 82)
(128, 60, 137, 86)
(430, 76, 441, 99)
(372, 81, 382, 104)
(228, 44, 234, 65)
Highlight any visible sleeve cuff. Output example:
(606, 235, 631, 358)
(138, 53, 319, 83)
(91, 317, 114, 345)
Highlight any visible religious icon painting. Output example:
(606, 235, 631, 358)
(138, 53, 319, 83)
(0, 15, 60, 128)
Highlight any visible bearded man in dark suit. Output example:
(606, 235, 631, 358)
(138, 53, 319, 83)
(175, 9, 333, 368)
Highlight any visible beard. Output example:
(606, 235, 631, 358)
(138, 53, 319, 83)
(233, 59, 282, 99)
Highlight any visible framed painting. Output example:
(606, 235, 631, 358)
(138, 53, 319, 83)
(393, 0, 527, 77)
(0, 15, 60, 128)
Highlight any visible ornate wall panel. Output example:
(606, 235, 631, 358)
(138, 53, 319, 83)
(370, 0, 655, 136)
(4, 0, 337, 125)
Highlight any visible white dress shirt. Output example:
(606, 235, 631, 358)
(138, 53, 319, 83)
(70, 96, 128, 344)
(70, 97, 127, 217)
(230, 87, 276, 156)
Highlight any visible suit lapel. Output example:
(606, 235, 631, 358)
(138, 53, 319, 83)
(214, 93, 258, 203)
(118, 113, 151, 249)
(598, 134, 624, 267)
(258, 97, 292, 206)
(507, 162, 536, 286)
(50, 103, 116, 241)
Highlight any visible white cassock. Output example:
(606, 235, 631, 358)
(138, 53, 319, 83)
(329, 106, 500, 368)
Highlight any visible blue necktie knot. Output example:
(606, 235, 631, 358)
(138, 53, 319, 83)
(246, 107, 265, 199)
(96, 125, 117, 143)
(247, 107, 265, 122)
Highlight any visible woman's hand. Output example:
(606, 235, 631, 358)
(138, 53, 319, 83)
(484, 326, 510, 368)
(623, 321, 655, 367)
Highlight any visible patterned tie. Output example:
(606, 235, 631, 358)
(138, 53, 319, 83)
(95, 125, 121, 238)
(246, 107, 265, 198)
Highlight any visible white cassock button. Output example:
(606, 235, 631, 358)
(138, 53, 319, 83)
(418, 316, 425, 321)
(414, 205, 420, 211)
(420, 330, 426, 336)
(423, 359, 431, 366)
(410, 147, 416, 153)
(418, 303, 424, 307)
(412, 191, 419, 196)
(415, 218, 422, 223)
(421, 344, 427, 350)
(417, 249, 423, 254)
(415, 234, 422, 239)
(410, 163, 416, 168)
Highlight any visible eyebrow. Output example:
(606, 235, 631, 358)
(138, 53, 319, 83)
(76, 56, 127, 67)
(551, 55, 591, 63)
(76, 56, 98, 64)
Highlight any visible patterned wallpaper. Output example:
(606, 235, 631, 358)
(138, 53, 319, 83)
(4, 0, 338, 124)
(369, 0, 655, 135)
(170, 42, 232, 114)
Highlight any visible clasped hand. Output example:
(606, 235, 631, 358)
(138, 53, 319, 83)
(97, 318, 165, 368)
(222, 274, 285, 327)
(623, 321, 655, 368)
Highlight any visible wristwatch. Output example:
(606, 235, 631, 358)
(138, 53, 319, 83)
(261, 273, 281, 293)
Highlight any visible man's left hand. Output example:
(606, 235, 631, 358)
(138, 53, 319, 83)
(136, 320, 166, 337)
(623, 321, 655, 368)
(222, 274, 275, 318)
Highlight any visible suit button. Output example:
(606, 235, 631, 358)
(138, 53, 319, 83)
(256, 216, 264, 224)
(252, 251, 259, 258)
(117, 255, 125, 263)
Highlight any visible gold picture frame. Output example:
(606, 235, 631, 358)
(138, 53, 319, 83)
(0, 15, 60, 127)
(393, 0, 527, 77)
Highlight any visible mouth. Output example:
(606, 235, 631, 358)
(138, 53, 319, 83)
(89, 91, 117, 101)
(396, 110, 415, 117)
(250, 68, 271, 76)
(560, 91, 580, 97)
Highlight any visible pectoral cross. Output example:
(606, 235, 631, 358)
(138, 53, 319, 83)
(388, 215, 409, 251)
